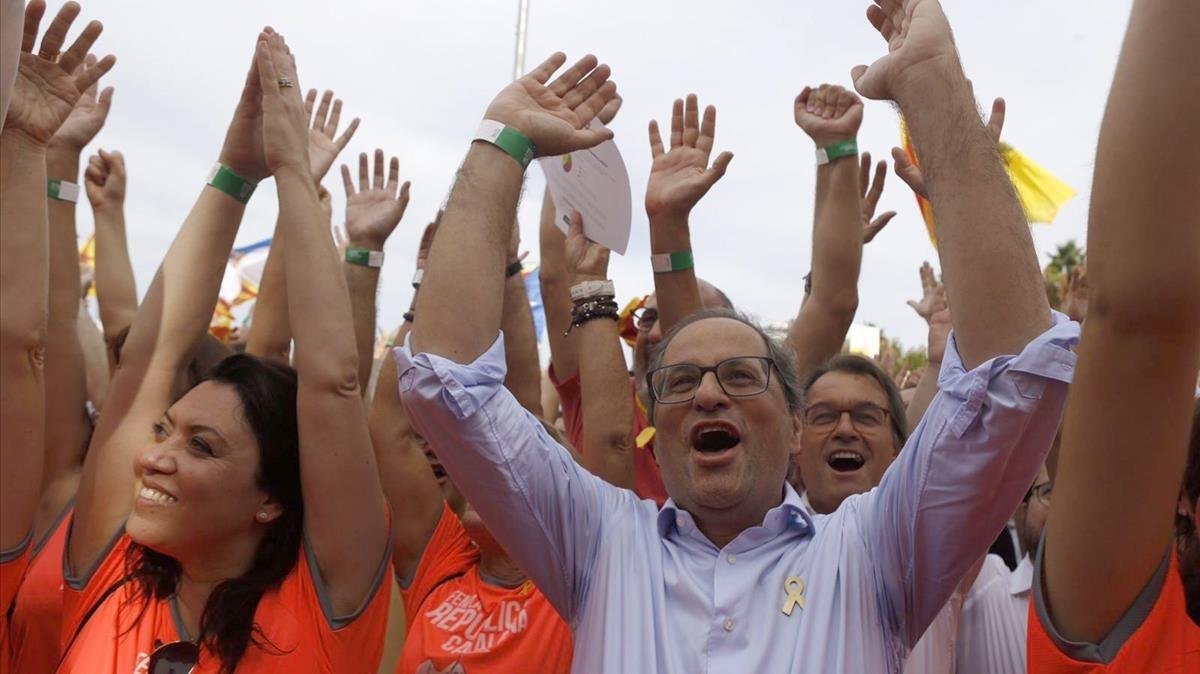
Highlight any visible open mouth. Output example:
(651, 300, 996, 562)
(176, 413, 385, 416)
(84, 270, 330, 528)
(690, 421, 742, 454)
(826, 450, 865, 473)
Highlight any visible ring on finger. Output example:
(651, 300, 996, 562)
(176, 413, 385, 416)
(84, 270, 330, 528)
(277, 77, 294, 88)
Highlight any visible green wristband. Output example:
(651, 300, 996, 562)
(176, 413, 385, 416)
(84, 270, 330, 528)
(47, 179, 79, 203)
(206, 164, 257, 203)
(345, 246, 385, 268)
(650, 250, 695, 274)
(816, 138, 858, 165)
(474, 120, 537, 169)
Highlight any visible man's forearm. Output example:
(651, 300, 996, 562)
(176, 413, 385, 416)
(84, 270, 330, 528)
(577, 316, 635, 489)
(411, 143, 523, 361)
(898, 68, 1049, 369)
(648, 214, 702, 334)
(788, 157, 862, 377)
(501, 271, 542, 414)
(92, 203, 138, 341)
(540, 187, 578, 380)
(904, 360, 941, 430)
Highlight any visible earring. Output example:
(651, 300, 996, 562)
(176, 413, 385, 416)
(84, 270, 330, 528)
(256, 512, 269, 522)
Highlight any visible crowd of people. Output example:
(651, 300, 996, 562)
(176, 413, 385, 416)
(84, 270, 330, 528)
(0, 0, 1197, 672)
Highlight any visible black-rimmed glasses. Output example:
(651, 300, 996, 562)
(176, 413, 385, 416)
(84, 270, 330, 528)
(647, 356, 774, 405)
(1029, 482, 1052, 507)
(801, 402, 891, 433)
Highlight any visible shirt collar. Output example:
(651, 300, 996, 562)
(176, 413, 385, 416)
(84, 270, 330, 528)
(656, 483, 813, 546)
(1009, 553, 1034, 596)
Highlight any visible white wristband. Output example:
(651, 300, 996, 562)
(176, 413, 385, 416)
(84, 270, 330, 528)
(411, 268, 424, 287)
(570, 279, 615, 302)
(48, 179, 79, 203)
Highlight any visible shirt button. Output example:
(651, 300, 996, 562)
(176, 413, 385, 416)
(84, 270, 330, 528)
(726, 554, 736, 565)
(723, 618, 735, 632)
(676, 516, 687, 530)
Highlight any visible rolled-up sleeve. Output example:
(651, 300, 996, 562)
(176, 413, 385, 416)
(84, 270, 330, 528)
(395, 333, 616, 621)
(855, 312, 1080, 647)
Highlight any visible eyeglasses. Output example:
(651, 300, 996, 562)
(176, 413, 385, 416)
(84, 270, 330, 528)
(631, 307, 658, 332)
(802, 402, 891, 433)
(148, 639, 199, 674)
(1029, 482, 1052, 507)
(647, 356, 774, 404)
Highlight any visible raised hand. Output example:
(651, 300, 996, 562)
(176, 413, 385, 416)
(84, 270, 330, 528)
(850, 0, 959, 102)
(50, 54, 112, 150)
(905, 260, 943, 321)
(304, 89, 359, 183)
(5, 1, 115, 144)
(794, 84, 862, 147)
(340, 149, 411, 250)
(217, 34, 269, 181)
(645, 94, 734, 220)
(1063, 265, 1088, 323)
(859, 151, 897, 243)
(83, 147, 124, 208)
(892, 97, 1006, 199)
(254, 29, 309, 176)
(565, 210, 610, 283)
(484, 52, 618, 157)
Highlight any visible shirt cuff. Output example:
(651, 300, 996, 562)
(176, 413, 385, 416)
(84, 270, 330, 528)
(394, 332, 508, 420)
(937, 311, 1081, 437)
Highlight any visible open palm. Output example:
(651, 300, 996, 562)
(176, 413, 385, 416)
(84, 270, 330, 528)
(483, 53, 617, 157)
(645, 94, 732, 220)
(304, 89, 359, 182)
(342, 149, 410, 249)
(6, 3, 114, 144)
(53, 57, 113, 149)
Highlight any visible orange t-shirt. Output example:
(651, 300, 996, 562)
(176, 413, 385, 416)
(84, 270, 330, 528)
(398, 505, 573, 674)
(1029, 552, 1200, 673)
(549, 366, 666, 506)
(1, 539, 32, 674)
(8, 503, 72, 674)
(57, 529, 391, 673)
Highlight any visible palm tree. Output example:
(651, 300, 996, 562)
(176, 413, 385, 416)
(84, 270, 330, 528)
(1044, 239, 1086, 310)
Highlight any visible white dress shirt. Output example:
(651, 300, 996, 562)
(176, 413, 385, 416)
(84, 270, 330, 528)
(396, 315, 1078, 673)
(955, 554, 1032, 673)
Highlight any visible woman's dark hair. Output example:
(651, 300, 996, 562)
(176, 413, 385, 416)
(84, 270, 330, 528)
(124, 353, 302, 673)
(644, 308, 802, 424)
(110, 327, 232, 402)
(800, 354, 909, 448)
(1178, 399, 1200, 541)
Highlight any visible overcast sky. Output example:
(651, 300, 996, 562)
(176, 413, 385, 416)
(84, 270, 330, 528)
(70, 0, 1133, 349)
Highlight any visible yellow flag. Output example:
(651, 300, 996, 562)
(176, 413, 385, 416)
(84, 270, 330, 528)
(901, 121, 1075, 245)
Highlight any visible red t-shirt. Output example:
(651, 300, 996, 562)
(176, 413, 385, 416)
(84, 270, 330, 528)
(7, 503, 72, 674)
(1, 539, 32, 674)
(57, 526, 391, 673)
(1029, 551, 1200, 673)
(398, 505, 573, 674)
(549, 366, 667, 506)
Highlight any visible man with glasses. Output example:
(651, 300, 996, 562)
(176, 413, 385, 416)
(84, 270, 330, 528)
(401, 2, 1081, 668)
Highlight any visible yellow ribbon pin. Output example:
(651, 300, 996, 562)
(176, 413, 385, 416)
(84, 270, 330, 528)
(782, 576, 805, 616)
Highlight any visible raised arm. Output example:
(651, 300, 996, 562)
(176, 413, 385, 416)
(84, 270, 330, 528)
(643, 94, 733, 334)
(85, 148, 137, 362)
(246, 88, 358, 364)
(1042, 0, 1200, 643)
(41, 55, 111, 517)
(257, 32, 388, 615)
(70, 42, 263, 576)
(788, 85, 886, 377)
(849, 0, 1074, 645)
(501, 221, 543, 413)
(2, 0, 112, 554)
(854, 0, 1050, 369)
(541, 96, 620, 383)
(369, 338, 442, 583)
(903, 261, 949, 428)
(564, 212, 635, 488)
(341, 149, 410, 391)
